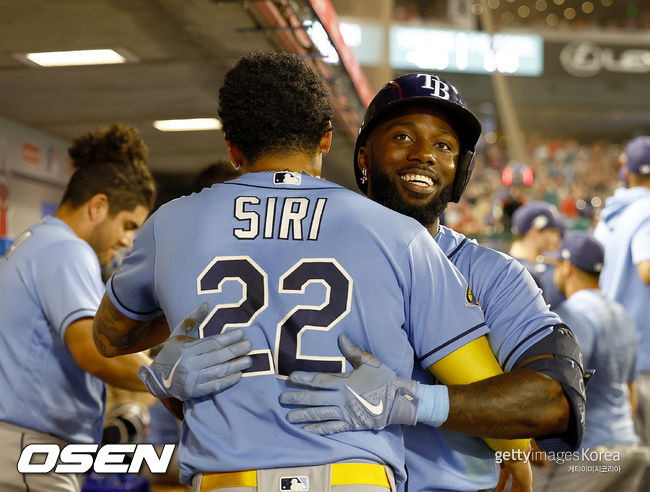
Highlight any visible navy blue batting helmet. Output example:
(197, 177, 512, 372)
(354, 73, 482, 202)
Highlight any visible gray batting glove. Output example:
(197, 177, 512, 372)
(279, 334, 419, 435)
(138, 303, 252, 401)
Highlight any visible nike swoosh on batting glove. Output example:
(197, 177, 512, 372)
(279, 333, 420, 435)
(138, 303, 252, 400)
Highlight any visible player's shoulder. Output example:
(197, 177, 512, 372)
(339, 191, 427, 237)
(437, 225, 518, 268)
(31, 217, 95, 258)
(562, 291, 604, 325)
(566, 288, 599, 306)
(14, 221, 99, 282)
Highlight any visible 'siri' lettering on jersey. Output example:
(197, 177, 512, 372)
(234, 196, 327, 240)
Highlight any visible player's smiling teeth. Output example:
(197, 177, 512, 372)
(401, 174, 434, 187)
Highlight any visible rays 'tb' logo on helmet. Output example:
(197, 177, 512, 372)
(354, 73, 482, 203)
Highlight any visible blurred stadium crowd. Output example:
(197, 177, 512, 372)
(445, 136, 622, 243)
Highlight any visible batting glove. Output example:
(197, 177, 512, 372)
(279, 334, 420, 435)
(138, 303, 252, 401)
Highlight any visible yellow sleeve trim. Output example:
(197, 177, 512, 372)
(429, 336, 502, 384)
(428, 336, 531, 453)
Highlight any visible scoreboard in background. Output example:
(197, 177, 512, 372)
(340, 22, 544, 77)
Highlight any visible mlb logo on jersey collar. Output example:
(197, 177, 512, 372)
(274, 171, 302, 186)
(280, 475, 309, 490)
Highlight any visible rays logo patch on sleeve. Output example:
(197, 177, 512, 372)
(465, 286, 481, 309)
(274, 171, 302, 185)
(280, 476, 309, 490)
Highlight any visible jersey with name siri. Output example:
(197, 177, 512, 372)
(107, 172, 487, 484)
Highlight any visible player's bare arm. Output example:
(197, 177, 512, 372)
(495, 457, 533, 492)
(637, 259, 650, 284)
(93, 294, 170, 357)
(66, 318, 151, 391)
(430, 337, 568, 439)
(162, 397, 184, 420)
(442, 368, 568, 438)
(282, 334, 572, 451)
(434, 338, 568, 437)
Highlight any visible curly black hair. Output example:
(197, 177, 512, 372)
(218, 52, 333, 163)
(62, 123, 156, 214)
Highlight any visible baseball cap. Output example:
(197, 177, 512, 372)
(623, 136, 650, 176)
(511, 202, 562, 236)
(552, 231, 604, 275)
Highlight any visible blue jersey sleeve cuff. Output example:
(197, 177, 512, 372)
(106, 276, 163, 321)
(501, 324, 555, 372)
(59, 307, 99, 338)
(417, 322, 490, 369)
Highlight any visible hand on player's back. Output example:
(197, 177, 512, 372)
(138, 303, 252, 401)
(279, 334, 420, 434)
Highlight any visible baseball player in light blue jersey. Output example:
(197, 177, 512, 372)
(594, 136, 650, 446)
(534, 232, 650, 491)
(509, 202, 567, 309)
(509, 202, 563, 273)
(0, 125, 156, 492)
(0, 125, 249, 492)
(91, 53, 533, 491)
(281, 73, 587, 492)
(403, 226, 566, 492)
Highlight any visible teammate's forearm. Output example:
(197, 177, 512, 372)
(162, 397, 184, 420)
(636, 260, 650, 284)
(92, 352, 152, 391)
(93, 295, 170, 356)
(441, 368, 569, 438)
(628, 381, 638, 417)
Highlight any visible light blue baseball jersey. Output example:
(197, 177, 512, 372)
(403, 226, 559, 492)
(0, 216, 106, 443)
(594, 187, 650, 372)
(533, 262, 566, 310)
(107, 172, 488, 485)
(555, 289, 638, 449)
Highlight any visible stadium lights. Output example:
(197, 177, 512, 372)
(522, 168, 534, 186)
(502, 168, 513, 186)
(14, 49, 135, 67)
(153, 118, 222, 132)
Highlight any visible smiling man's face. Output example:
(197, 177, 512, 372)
(358, 107, 459, 227)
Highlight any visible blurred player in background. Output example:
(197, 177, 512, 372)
(509, 201, 566, 309)
(509, 201, 563, 269)
(595, 136, 650, 446)
(534, 232, 650, 491)
(192, 159, 241, 193)
(280, 73, 586, 492)
(0, 124, 156, 491)
(93, 52, 537, 491)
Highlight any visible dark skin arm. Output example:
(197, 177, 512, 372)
(92, 294, 171, 357)
(430, 337, 569, 440)
(162, 397, 184, 420)
(442, 368, 569, 438)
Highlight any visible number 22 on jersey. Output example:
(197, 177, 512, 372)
(196, 256, 352, 379)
